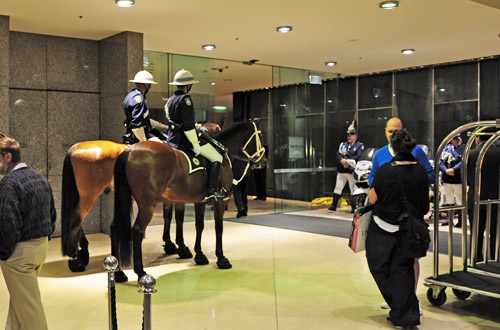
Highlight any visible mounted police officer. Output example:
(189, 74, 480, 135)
(166, 69, 227, 203)
(122, 70, 164, 144)
(329, 124, 364, 212)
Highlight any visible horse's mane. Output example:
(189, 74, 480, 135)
(214, 121, 252, 141)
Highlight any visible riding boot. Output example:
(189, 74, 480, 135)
(328, 194, 341, 211)
(202, 162, 227, 203)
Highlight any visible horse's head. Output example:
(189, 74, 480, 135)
(240, 120, 266, 164)
(215, 120, 266, 164)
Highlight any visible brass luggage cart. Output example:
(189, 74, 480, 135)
(424, 120, 500, 306)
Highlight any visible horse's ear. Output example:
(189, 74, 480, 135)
(252, 118, 261, 127)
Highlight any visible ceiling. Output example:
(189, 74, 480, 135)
(2, 0, 500, 109)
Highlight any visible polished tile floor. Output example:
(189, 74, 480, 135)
(1, 199, 499, 329)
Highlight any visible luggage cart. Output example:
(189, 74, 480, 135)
(424, 120, 500, 306)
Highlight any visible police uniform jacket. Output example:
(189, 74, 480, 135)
(122, 88, 155, 143)
(439, 143, 465, 184)
(166, 89, 196, 150)
(336, 140, 364, 173)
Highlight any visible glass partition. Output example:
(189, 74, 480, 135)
(395, 69, 433, 154)
(145, 49, 500, 217)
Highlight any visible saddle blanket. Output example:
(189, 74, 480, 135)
(178, 150, 208, 174)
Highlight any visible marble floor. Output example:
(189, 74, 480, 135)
(1, 199, 499, 329)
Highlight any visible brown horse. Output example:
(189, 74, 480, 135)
(61, 123, 221, 272)
(111, 120, 264, 282)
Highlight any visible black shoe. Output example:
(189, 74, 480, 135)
(237, 210, 247, 218)
(454, 222, 462, 228)
(328, 205, 337, 212)
(441, 221, 449, 226)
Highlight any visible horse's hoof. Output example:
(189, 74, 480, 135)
(114, 270, 128, 283)
(163, 242, 178, 255)
(217, 257, 232, 269)
(178, 246, 193, 259)
(68, 258, 86, 272)
(77, 249, 89, 266)
(194, 253, 209, 265)
(137, 271, 147, 282)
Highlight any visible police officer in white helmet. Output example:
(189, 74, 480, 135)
(166, 69, 227, 203)
(122, 70, 164, 144)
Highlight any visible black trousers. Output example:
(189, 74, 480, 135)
(253, 167, 267, 199)
(233, 177, 248, 213)
(468, 205, 498, 262)
(365, 220, 420, 327)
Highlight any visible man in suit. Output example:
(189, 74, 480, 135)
(467, 128, 500, 262)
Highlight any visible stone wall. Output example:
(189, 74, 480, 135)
(3, 19, 143, 236)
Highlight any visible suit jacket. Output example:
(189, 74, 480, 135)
(467, 140, 500, 208)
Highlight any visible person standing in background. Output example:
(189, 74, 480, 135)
(0, 137, 56, 330)
(329, 123, 364, 213)
(467, 129, 500, 262)
(440, 134, 465, 227)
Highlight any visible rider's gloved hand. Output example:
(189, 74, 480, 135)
(195, 123, 209, 134)
(185, 129, 201, 155)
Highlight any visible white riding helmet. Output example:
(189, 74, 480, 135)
(129, 70, 157, 84)
(169, 69, 199, 85)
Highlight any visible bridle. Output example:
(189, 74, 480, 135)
(240, 121, 265, 163)
(232, 121, 266, 185)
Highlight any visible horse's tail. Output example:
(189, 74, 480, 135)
(112, 150, 133, 267)
(61, 150, 81, 257)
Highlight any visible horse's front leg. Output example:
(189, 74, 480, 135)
(174, 202, 193, 259)
(193, 202, 209, 265)
(162, 200, 178, 254)
(132, 206, 154, 280)
(214, 200, 232, 269)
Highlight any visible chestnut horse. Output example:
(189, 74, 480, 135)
(61, 123, 221, 272)
(111, 121, 264, 282)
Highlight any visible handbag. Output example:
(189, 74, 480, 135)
(395, 164, 431, 258)
(348, 204, 373, 253)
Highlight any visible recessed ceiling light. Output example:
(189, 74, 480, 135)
(379, 1, 399, 9)
(115, 0, 135, 7)
(210, 82, 215, 86)
(276, 26, 293, 33)
(401, 48, 415, 55)
(202, 44, 216, 50)
(325, 61, 337, 67)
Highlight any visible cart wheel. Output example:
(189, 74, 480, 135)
(427, 287, 447, 306)
(452, 289, 471, 300)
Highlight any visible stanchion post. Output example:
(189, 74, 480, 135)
(103, 256, 119, 330)
(139, 274, 157, 330)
